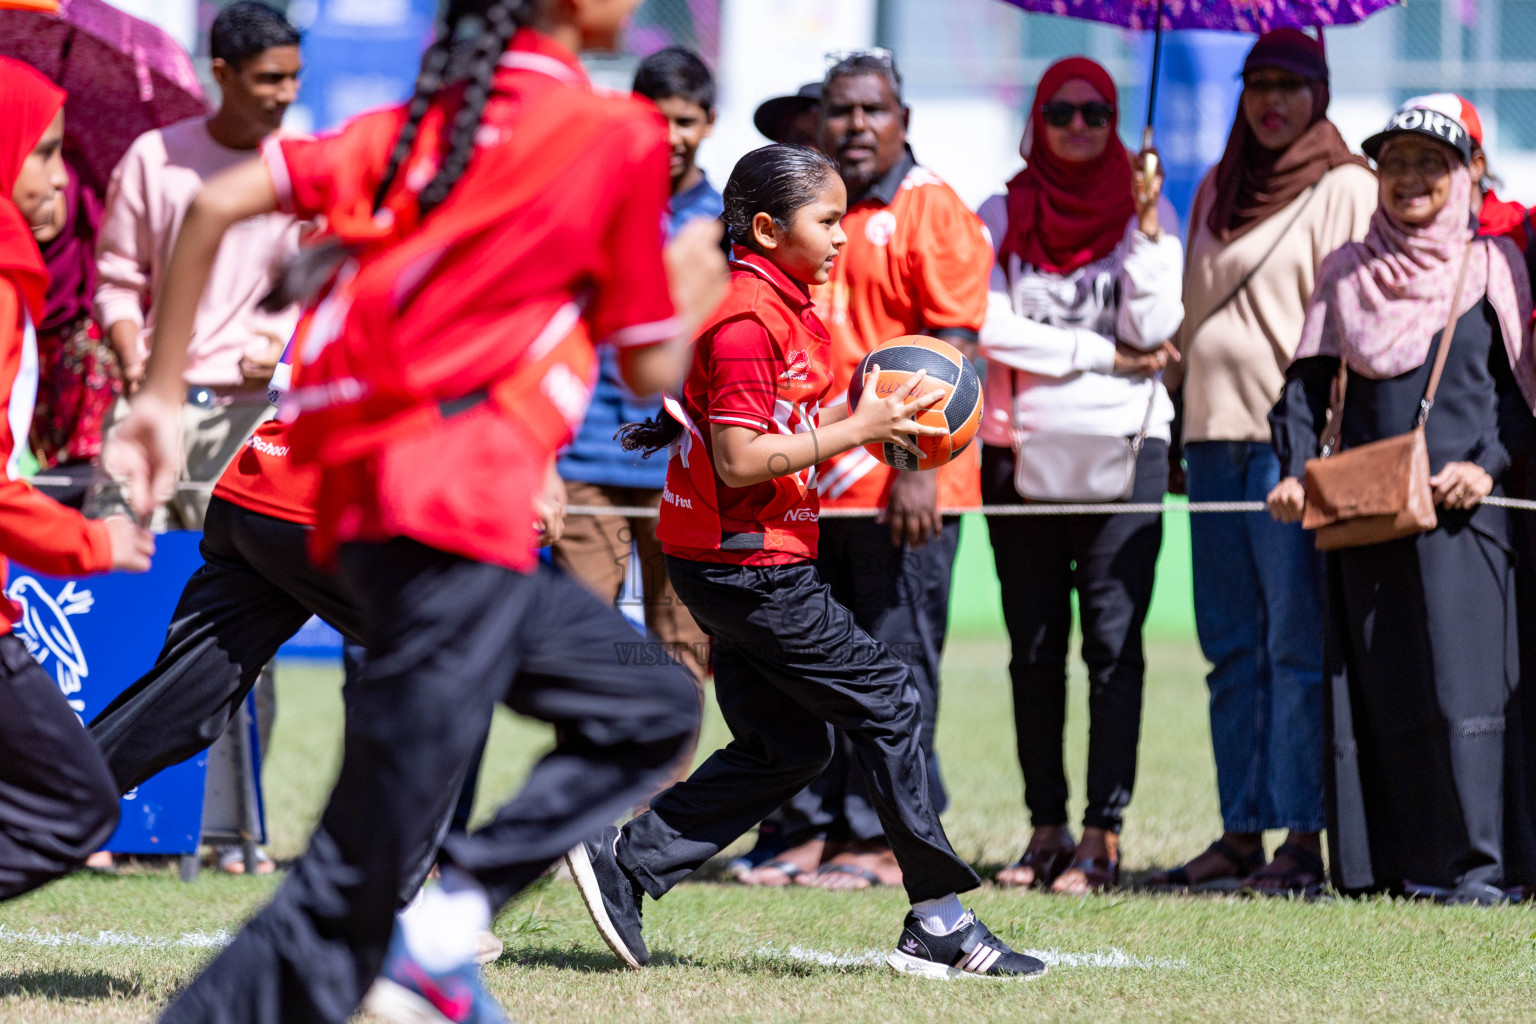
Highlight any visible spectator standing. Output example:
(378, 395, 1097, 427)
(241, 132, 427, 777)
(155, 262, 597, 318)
(554, 45, 718, 691)
(93, 0, 302, 530)
(1151, 29, 1376, 894)
(741, 51, 991, 892)
(754, 83, 821, 148)
(31, 154, 116, 506)
(976, 57, 1183, 894)
(1268, 99, 1536, 903)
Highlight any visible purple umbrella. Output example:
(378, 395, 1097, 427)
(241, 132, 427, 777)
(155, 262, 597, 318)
(998, 0, 1403, 153)
(0, 0, 209, 194)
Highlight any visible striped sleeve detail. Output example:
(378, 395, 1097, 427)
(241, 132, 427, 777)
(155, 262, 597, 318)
(606, 316, 684, 349)
(709, 412, 771, 431)
(261, 137, 295, 215)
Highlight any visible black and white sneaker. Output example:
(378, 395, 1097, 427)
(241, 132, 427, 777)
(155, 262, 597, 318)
(565, 825, 649, 969)
(886, 911, 1047, 981)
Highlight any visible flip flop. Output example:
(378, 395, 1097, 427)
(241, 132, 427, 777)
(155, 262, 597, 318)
(739, 858, 806, 887)
(813, 863, 883, 889)
(1241, 842, 1325, 898)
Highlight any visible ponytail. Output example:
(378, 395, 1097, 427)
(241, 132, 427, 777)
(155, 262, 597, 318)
(617, 415, 682, 457)
(261, 0, 532, 311)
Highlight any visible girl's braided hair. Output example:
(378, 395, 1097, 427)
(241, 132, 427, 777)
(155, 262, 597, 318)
(261, 0, 532, 311)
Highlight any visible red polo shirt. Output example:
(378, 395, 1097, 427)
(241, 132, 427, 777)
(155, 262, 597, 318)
(265, 31, 675, 570)
(659, 249, 832, 565)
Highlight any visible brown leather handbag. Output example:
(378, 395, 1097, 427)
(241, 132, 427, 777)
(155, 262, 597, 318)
(1301, 244, 1474, 551)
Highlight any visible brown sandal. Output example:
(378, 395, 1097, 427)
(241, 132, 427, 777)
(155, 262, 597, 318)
(998, 842, 1077, 889)
(1145, 839, 1265, 893)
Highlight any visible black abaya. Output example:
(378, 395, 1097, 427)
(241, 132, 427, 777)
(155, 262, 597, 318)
(1271, 298, 1535, 893)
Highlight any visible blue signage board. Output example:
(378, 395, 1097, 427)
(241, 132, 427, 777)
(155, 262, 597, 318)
(1139, 31, 1253, 222)
(297, 0, 439, 132)
(13, 531, 213, 855)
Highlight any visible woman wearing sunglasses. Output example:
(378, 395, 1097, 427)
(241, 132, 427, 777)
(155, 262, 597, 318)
(1150, 29, 1376, 896)
(975, 56, 1183, 894)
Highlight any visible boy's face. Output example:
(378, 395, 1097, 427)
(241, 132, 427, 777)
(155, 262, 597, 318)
(212, 45, 301, 136)
(653, 95, 715, 192)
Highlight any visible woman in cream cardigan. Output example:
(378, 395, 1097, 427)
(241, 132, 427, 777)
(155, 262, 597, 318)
(1151, 28, 1376, 894)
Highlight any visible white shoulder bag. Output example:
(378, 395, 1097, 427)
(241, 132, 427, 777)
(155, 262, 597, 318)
(1011, 368, 1158, 503)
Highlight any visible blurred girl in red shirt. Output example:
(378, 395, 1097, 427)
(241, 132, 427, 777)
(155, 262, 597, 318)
(103, 3, 717, 1022)
(0, 58, 152, 905)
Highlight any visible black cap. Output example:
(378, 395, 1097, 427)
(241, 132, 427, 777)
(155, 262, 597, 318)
(1362, 97, 1473, 165)
(753, 82, 821, 143)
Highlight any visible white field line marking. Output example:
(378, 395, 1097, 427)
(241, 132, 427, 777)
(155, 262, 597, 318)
(0, 925, 233, 950)
(757, 944, 1186, 970)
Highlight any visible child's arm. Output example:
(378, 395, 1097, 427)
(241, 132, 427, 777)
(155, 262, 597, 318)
(104, 158, 279, 520)
(711, 368, 943, 489)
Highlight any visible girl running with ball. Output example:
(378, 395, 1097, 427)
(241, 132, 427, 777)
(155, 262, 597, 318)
(570, 143, 1047, 982)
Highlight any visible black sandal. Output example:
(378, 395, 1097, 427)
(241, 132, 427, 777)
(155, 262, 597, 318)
(1241, 842, 1325, 897)
(1146, 838, 1266, 893)
(997, 843, 1077, 889)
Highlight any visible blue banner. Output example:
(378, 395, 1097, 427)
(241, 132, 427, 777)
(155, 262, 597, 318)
(1140, 31, 1253, 222)
(297, 0, 438, 132)
(11, 532, 210, 854)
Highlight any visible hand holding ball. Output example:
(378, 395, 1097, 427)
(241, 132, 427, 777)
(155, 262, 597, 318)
(847, 337, 982, 471)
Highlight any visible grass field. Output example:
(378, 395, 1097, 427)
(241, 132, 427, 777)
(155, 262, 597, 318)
(3, 635, 1535, 1023)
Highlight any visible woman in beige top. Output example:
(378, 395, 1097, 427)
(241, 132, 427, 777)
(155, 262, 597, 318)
(1149, 28, 1376, 894)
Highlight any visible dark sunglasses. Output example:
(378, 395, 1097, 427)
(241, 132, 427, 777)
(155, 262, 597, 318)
(1041, 101, 1115, 129)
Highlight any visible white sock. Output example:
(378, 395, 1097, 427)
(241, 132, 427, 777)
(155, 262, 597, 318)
(910, 893, 967, 936)
(398, 867, 492, 972)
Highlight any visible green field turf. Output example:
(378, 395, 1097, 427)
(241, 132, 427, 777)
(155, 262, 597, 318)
(2, 636, 1533, 1024)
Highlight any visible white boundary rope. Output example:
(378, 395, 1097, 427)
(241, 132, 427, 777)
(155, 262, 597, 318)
(31, 479, 1536, 517)
(565, 496, 1536, 518)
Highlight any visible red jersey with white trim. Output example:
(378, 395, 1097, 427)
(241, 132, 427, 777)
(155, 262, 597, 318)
(659, 249, 831, 565)
(265, 30, 675, 571)
(0, 283, 111, 630)
(810, 155, 988, 511)
(213, 418, 315, 525)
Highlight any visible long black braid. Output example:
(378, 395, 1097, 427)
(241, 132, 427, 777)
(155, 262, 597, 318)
(260, 0, 531, 311)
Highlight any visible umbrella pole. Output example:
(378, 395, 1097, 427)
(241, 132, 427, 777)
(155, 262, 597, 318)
(1141, 0, 1166, 172)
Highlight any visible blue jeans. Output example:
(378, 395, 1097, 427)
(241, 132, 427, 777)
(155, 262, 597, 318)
(1185, 441, 1326, 833)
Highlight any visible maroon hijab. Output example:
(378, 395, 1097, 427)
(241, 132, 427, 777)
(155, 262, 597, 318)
(40, 155, 100, 333)
(1207, 29, 1366, 243)
(1002, 56, 1136, 275)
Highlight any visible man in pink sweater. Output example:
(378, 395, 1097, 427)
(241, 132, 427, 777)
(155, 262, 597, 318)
(93, 1, 302, 531)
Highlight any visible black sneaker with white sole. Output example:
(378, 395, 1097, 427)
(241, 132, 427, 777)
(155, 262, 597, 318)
(886, 911, 1047, 981)
(565, 825, 649, 969)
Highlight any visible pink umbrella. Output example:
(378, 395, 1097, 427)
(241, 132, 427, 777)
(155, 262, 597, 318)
(0, 0, 209, 194)
(998, 0, 1404, 157)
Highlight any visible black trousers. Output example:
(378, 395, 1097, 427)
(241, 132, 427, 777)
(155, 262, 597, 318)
(762, 517, 958, 844)
(161, 538, 699, 1024)
(981, 441, 1167, 833)
(0, 633, 119, 901)
(92, 498, 369, 794)
(616, 556, 979, 905)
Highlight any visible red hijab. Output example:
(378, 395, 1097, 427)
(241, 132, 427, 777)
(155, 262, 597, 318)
(1001, 56, 1135, 276)
(0, 57, 65, 326)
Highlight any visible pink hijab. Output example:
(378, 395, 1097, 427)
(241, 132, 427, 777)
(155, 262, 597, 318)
(1295, 157, 1536, 409)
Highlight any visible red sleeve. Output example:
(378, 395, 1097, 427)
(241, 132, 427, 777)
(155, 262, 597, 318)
(263, 109, 403, 222)
(908, 184, 992, 336)
(589, 113, 680, 349)
(706, 315, 779, 432)
(0, 282, 111, 576)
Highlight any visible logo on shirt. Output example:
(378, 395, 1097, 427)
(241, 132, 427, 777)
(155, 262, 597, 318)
(781, 349, 811, 383)
(246, 435, 290, 458)
(662, 486, 694, 510)
(7, 577, 91, 724)
(864, 210, 897, 247)
(782, 507, 819, 523)
(542, 363, 593, 427)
